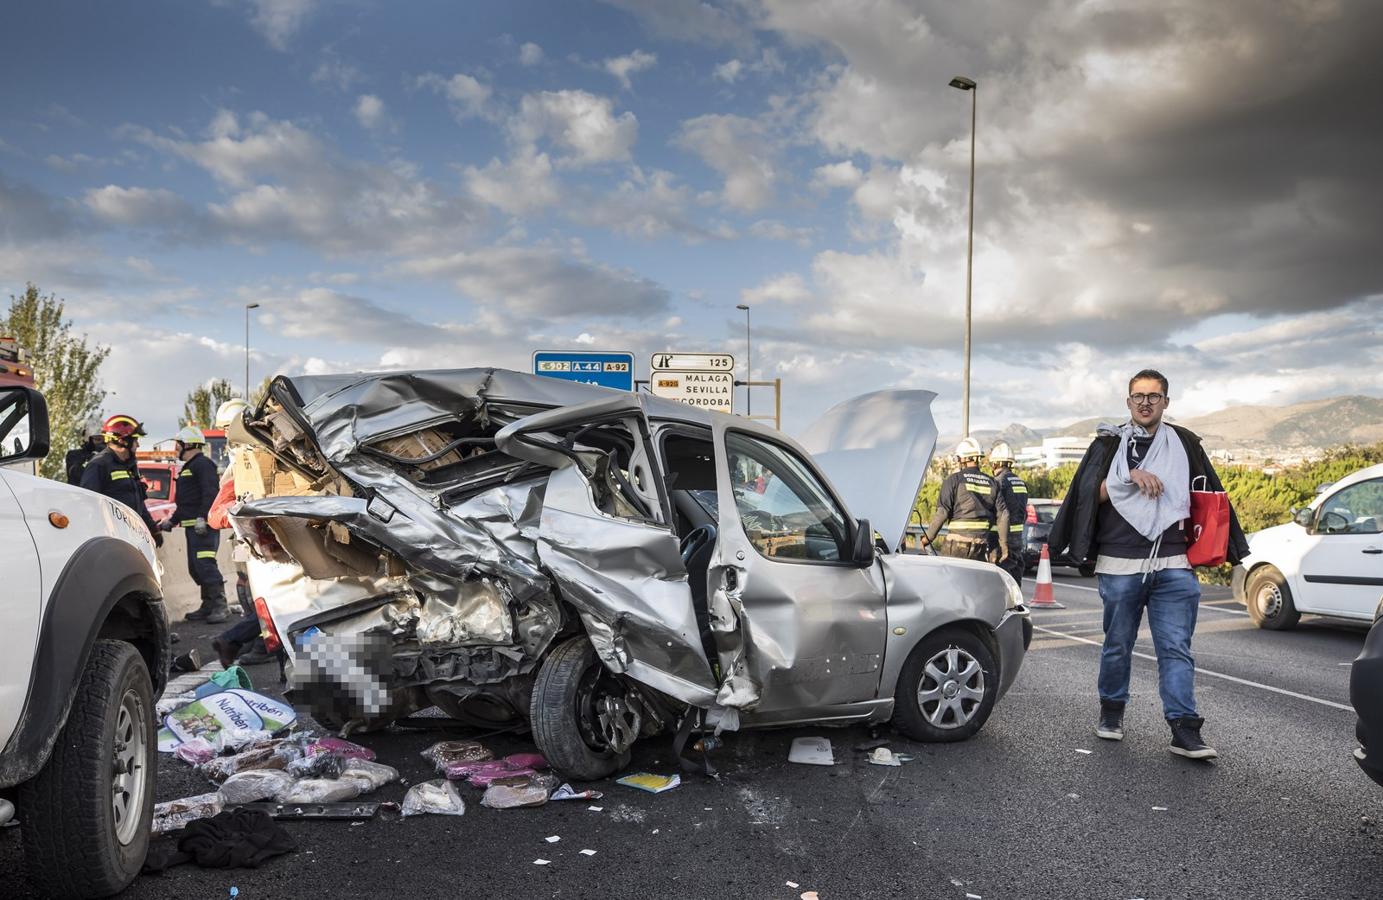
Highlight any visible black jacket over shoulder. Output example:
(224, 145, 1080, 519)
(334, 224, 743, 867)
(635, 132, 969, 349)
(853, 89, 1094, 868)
(1046, 424, 1250, 575)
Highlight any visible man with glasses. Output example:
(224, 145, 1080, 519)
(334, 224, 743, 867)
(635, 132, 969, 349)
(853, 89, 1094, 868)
(1048, 370, 1249, 760)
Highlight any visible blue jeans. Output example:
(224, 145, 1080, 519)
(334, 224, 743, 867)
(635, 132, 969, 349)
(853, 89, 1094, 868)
(1097, 567, 1200, 720)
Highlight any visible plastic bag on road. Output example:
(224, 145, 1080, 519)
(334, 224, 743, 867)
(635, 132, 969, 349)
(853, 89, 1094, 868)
(198, 744, 299, 782)
(341, 759, 398, 793)
(152, 792, 225, 835)
(503, 752, 548, 770)
(173, 737, 217, 766)
(480, 777, 549, 810)
(286, 751, 345, 779)
(401, 780, 466, 817)
(308, 736, 375, 761)
(220, 770, 296, 805)
(420, 740, 492, 772)
(212, 728, 275, 754)
(277, 778, 362, 804)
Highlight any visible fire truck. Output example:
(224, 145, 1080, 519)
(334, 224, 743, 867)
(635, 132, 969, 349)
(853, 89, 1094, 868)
(0, 337, 35, 389)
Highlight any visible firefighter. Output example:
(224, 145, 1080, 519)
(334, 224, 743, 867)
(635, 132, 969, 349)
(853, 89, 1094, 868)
(989, 441, 1029, 587)
(79, 414, 163, 545)
(65, 415, 105, 484)
(161, 426, 228, 623)
(920, 437, 1009, 562)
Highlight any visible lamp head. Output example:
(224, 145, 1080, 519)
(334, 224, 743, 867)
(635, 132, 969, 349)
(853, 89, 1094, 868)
(949, 76, 976, 90)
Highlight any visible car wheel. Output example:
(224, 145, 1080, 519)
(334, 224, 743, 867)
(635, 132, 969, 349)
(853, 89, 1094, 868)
(1246, 566, 1300, 630)
(529, 636, 633, 781)
(892, 627, 999, 743)
(19, 640, 155, 898)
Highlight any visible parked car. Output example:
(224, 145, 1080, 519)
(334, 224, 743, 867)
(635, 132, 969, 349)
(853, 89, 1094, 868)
(1022, 499, 1060, 572)
(0, 384, 170, 897)
(1352, 603, 1383, 787)
(138, 459, 179, 526)
(229, 370, 1030, 779)
(1233, 463, 1383, 629)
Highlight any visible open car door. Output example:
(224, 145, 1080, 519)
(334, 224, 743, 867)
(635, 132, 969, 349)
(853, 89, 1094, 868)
(496, 396, 719, 707)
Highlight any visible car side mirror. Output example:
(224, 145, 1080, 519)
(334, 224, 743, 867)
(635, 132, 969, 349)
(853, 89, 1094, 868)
(1292, 507, 1314, 529)
(851, 518, 875, 566)
(0, 386, 49, 464)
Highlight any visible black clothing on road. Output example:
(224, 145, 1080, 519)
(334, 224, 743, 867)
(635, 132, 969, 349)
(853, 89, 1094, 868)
(78, 447, 159, 534)
(1046, 424, 1249, 575)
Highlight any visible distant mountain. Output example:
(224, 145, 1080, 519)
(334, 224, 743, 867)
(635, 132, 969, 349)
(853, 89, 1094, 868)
(940, 395, 1383, 457)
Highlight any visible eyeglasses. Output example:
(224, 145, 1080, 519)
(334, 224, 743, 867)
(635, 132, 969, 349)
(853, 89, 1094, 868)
(1128, 393, 1165, 405)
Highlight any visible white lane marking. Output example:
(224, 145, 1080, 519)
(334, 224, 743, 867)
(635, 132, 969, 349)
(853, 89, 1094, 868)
(1031, 624, 1353, 712)
(1052, 581, 1250, 616)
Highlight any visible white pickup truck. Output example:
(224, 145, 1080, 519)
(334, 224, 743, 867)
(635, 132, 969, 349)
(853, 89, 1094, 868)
(0, 384, 170, 898)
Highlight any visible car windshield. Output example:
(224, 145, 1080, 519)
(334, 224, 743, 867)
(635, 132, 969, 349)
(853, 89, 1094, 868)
(1032, 503, 1057, 524)
(140, 467, 171, 499)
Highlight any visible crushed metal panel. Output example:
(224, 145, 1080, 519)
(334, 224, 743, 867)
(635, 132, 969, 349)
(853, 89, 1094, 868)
(797, 389, 939, 552)
(535, 464, 716, 703)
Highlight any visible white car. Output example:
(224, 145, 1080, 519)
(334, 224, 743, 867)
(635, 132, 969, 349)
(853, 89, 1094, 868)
(0, 385, 170, 898)
(1234, 462, 1383, 628)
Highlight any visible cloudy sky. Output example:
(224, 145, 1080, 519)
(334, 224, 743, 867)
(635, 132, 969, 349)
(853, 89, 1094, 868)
(2, 0, 1380, 441)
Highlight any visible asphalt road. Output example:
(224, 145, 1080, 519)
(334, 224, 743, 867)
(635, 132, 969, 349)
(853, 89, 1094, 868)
(4, 575, 1379, 900)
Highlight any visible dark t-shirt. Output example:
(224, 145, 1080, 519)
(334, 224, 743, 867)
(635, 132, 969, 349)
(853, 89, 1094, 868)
(1094, 433, 1187, 559)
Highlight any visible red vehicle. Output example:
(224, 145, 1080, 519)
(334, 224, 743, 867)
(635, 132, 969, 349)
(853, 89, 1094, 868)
(138, 459, 180, 526)
(0, 337, 35, 389)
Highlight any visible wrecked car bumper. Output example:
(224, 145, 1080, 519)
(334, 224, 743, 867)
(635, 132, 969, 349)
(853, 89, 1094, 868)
(996, 607, 1031, 700)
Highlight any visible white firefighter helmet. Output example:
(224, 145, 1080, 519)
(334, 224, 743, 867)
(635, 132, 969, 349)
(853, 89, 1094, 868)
(214, 398, 248, 429)
(989, 441, 1015, 465)
(174, 425, 207, 446)
(955, 436, 983, 460)
(83, 414, 104, 438)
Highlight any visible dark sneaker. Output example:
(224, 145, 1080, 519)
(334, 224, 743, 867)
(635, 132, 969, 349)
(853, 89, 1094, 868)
(1169, 716, 1218, 760)
(1096, 701, 1125, 741)
(212, 638, 243, 670)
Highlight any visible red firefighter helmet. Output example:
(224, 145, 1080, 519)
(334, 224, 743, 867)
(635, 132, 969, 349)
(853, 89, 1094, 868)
(102, 414, 146, 444)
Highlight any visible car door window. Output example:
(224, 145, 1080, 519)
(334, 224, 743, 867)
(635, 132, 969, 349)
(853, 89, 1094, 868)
(1318, 479, 1383, 535)
(725, 432, 850, 562)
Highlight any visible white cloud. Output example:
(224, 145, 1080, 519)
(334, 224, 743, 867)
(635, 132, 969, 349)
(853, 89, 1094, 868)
(242, 0, 315, 51)
(713, 49, 786, 84)
(464, 149, 561, 215)
(256, 287, 441, 345)
(311, 55, 363, 91)
(811, 160, 863, 190)
(748, 219, 815, 245)
(353, 94, 389, 131)
(417, 73, 493, 121)
(713, 59, 743, 83)
(576, 168, 713, 241)
(85, 185, 194, 226)
(509, 90, 638, 167)
(741, 272, 812, 305)
(674, 114, 775, 211)
(603, 50, 657, 90)
(519, 42, 544, 66)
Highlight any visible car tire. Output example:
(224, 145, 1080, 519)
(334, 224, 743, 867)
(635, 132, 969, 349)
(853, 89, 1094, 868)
(529, 636, 631, 781)
(1246, 566, 1300, 630)
(892, 627, 999, 743)
(19, 640, 156, 898)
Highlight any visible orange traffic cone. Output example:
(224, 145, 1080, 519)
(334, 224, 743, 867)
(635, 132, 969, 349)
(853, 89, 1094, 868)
(1029, 543, 1065, 609)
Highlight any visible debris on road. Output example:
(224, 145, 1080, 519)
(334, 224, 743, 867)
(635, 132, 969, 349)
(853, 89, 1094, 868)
(480, 776, 555, 809)
(153, 792, 226, 835)
(616, 773, 682, 793)
(341, 759, 399, 792)
(143, 809, 296, 872)
(1074, 749, 1092, 755)
(235, 801, 379, 820)
(401, 779, 467, 817)
(308, 736, 376, 761)
(788, 736, 834, 766)
(867, 747, 913, 766)
(544, 835, 561, 843)
(580, 849, 597, 856)
(158, 688, 297, 753)
(278, 777, 362, 804)
(533, 859, 551, 866)
(421, 739, 494, 771)
(220, 770, 296, 805)
(550, 783, 604, 801)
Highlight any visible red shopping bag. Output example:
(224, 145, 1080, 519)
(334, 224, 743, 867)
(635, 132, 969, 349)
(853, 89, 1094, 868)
(1187, 476, 1230, 567)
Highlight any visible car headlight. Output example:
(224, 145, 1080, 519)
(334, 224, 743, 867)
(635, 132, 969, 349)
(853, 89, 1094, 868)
(1003, 570, 1024, 610)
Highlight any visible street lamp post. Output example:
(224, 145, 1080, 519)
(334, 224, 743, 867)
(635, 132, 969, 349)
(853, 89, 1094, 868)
(736, 303, 751, 416)
(244, 303, 260, 399)
(949, 75, 977, 438)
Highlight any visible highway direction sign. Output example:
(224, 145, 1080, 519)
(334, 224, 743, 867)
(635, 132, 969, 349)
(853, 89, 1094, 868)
(532, 350, 635, 391)
(650, 370, 735, 413)
(649, 352, 734, 373)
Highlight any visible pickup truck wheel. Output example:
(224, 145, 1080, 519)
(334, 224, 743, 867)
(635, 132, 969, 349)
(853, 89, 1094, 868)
(892, 628, 998, 743)
(530, 637, 632, 781)
(1247, 566, 1300, 630)
(19, 640, 155, 898)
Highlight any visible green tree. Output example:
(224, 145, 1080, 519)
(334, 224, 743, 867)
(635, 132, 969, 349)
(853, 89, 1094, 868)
(180, 378, 239, 429)
(2, 284, 109, 480)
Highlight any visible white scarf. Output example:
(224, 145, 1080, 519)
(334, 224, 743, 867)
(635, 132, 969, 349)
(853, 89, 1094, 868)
(1099, 420, 1190, 542)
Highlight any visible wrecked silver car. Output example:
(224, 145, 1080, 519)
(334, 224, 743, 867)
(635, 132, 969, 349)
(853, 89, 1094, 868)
(229, 369, 1030, 779)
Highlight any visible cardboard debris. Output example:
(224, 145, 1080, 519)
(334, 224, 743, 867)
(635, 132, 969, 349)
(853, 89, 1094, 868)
(788, 736, 834, 766)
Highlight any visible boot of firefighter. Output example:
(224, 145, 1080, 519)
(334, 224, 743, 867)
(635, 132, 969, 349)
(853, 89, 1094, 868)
(185, 583, 216, 622)
(201, 584, 230, 625)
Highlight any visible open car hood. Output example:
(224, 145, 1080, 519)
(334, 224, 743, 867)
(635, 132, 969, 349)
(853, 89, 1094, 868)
(797, 390, 938, 551)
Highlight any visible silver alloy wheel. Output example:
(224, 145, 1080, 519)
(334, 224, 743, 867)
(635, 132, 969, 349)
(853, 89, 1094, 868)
(916, 645, 986, 729)
(111, 687, 148, 846)
(1257, 582, 1283, 619)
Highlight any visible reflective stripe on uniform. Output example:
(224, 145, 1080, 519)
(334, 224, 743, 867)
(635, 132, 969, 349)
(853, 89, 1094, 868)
(109, 470, 131, 480)
(196, 550, 218, 559)
(949, 520, 991, 531)
(181, 519, 197, 527)
(1010, 524, 1024, 533)
(179, 469, 193, 477)
(1011, 484, 1027, 494)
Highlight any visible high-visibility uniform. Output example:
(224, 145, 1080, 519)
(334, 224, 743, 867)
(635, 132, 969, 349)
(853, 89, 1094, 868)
(993, 466, 1029, 586)
(925, 465, 1010, 562)
(172, 451, 225, 598)
(79, 448, 159, 534)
